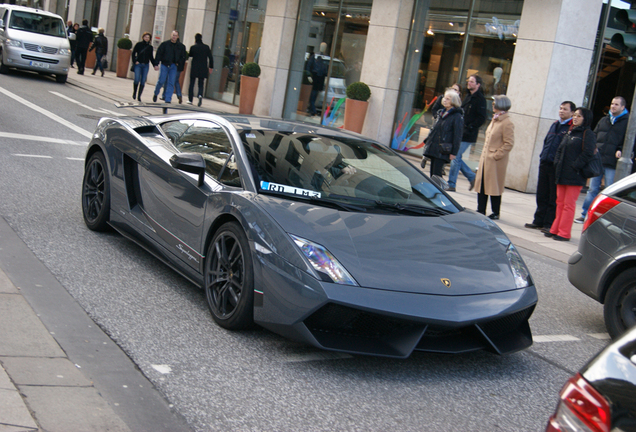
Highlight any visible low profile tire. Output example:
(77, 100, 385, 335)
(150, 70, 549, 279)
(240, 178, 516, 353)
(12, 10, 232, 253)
(82, 151, 111, 231)
(205, 222, 254, 330)
(604, 268, 636, 339)
(55, 74, 67, 83)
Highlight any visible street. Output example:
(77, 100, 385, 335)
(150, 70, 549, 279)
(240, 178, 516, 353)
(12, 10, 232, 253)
(0, 70, 610, 431)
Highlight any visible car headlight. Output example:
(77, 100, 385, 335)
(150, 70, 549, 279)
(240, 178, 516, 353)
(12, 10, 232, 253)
(6, 39, 22, 47)
(505, 243, 532, 288)
(289, 234, 358, 286)
(59, 48, 71, 55)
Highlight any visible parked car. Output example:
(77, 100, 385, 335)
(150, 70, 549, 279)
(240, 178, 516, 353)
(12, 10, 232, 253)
(545, 326, 636, 432)
(81, 110, 537, 358)
(0, 4, 71, 83)
(568, 172, 636, 339)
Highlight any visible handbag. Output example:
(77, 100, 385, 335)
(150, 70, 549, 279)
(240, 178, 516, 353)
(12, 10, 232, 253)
(439, 142, 453, 155)
(101, 57, 108, 69)
(580, 130, 603, 178)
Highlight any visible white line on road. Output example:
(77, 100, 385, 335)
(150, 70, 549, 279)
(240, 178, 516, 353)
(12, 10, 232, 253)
(66, 157, 84, 161)
(0, 85, 93, 138)
(588, 333, 611, 340)
(49, 91, 123, 116)
(151, 364, 172, 374)
(12, 154, 53, 158)
(0, 131, 86, 146)
(534, 335, 581, 343)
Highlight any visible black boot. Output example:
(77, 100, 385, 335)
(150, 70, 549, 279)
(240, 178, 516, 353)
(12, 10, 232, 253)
(137, 85, 144, 102)
(133, 83, 138, 100)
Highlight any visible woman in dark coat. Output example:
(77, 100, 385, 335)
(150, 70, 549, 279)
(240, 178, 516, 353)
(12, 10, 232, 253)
(132, 32, 155, 101)
(90, 28, 108, 77)
(547, 107, 596, 241)
(422, 89, 464, 178)
(188, 33, 213, 106)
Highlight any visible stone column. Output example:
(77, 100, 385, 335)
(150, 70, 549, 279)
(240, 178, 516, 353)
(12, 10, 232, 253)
(506, 0, 603, 192)
(97, 0, 120, 70)
(358, 0, 414, 143)
(180, 0, 218, 98)
(253, 0, 300, 118)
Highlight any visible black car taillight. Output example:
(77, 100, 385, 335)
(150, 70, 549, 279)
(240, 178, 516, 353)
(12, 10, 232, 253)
(582, 194, 620, 232)
(546, 373, 611, 432)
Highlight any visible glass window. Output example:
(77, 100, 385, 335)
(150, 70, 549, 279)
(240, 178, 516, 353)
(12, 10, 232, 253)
(208, 0, 267, 106)
(173, 120, 240, 186)
(392, 0, 522, 168)
(282, 0, 371, 127)
(9, 11, 66, 37)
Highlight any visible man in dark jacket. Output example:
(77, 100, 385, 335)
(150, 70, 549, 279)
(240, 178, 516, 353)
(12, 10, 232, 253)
(152, 30, 187, 104)
(576, 96, 628, 222)
(75, 19, 93, 75)
(89, 28, 108, 77)
(447, 74, 487, 192)
(525, 101, 574, 232)
(188, 33, 213, 106)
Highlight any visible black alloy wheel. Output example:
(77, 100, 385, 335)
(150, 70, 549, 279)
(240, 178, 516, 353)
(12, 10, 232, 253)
(604, 268, 636, 339)
(205, 222, 254, 330)
(82, 151, 111, 231)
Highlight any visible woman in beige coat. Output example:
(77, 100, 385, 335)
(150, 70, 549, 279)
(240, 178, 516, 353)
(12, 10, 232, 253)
(474, 95, 514, 220)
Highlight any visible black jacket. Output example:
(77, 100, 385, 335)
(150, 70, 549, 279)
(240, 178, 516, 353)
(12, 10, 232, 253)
(75, 25, 93, 49)
(423, 107, 464, 162)
(554, 126, 596, 186)
(154, 39, 187, 70)
(539, 119, 572, 164)
(90, 34, 107, 56)
(593, 112, 628, 167)
(188, 42, 213, 78)
(461, 88, 487, 143)
(132, 40, 154, 65)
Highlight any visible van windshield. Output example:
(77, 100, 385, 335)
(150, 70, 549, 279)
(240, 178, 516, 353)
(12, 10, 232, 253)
(9, 11, 66, 38)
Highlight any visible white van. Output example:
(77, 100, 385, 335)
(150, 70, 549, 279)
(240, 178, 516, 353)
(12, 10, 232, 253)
(0, 5, 71, 83)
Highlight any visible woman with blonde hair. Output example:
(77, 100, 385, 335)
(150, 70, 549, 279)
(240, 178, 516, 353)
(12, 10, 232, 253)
(474, 95, 514, 220)
(422, 89, 464, 178)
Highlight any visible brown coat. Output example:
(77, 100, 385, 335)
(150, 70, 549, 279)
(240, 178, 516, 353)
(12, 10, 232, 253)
(474, 112, 514, 196)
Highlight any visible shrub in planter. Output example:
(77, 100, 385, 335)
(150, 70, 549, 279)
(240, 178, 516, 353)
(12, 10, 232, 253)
(346, 81, 371, 101)
(117, 37, 133, 50)
(242, 62, 261, 78)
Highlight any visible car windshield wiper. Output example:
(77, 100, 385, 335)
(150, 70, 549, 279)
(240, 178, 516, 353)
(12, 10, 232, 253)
(259, 190, 367, 212)
(372, 200, 452, 216)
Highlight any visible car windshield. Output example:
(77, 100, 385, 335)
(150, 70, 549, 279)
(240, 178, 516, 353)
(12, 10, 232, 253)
(9, 11, 66, 38)
(239, 130, 459, 215)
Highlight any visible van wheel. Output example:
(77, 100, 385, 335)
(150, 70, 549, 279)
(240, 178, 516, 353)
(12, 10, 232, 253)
(55, 74, 67, 84)
(0, 55, 9, 74)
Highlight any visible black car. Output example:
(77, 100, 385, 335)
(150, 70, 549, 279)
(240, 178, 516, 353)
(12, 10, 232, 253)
(546, 326, 636, 432)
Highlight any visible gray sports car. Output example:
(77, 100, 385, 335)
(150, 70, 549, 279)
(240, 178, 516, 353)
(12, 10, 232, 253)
(81, 111, 537, 358)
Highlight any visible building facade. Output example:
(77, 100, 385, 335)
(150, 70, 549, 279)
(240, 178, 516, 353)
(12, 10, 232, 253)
(11, 0, 616, 192)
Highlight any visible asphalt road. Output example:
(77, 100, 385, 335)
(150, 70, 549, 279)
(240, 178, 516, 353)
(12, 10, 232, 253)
(0, 70, 610, 431)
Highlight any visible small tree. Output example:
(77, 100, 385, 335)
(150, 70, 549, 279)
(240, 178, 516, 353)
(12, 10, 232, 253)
(346, 82, 371, 101)
(117, 37, 132, 50)
(242, 62, 261, 78)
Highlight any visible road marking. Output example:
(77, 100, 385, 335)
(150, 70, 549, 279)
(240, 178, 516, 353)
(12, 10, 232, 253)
(49, 91, 123, 116)
(534, 335, 581, 343)
(66, 157, 84, 161)
(588, 333, 611, 340)
(12, 154, 53, 159)
(0, 85, 93, 138)
(151, 364, 172, 374)
(0, 131, 86, 146)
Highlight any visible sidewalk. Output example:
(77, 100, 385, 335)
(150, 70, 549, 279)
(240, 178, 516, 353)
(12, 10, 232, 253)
(0, 69, 585, 431)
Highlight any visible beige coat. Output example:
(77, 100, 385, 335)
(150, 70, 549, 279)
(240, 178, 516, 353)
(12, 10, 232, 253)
(474, 112, 514, 196)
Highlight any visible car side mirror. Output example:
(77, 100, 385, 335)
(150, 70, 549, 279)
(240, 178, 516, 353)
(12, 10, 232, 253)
(0, 19, 4, 28)
(170, 153, 206, 186)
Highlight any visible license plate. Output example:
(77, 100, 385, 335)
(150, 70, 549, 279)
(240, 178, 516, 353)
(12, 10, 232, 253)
(29, 61, 49, 69)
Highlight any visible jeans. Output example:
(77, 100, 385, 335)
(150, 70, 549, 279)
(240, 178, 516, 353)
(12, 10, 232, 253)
(93, 52, 104, 74)
(448, 141, 476, 188)
(581, 166, 616, 217)
(134, 63, 149, 86)
(154, 64, 178, 103)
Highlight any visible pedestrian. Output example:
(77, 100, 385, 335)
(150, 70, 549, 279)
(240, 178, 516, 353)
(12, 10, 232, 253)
(90, 28, 108, 77)
(447, 74, 487, 192)
(474, 95, 514, 220)
(429, 83, 461, 121)
(75, 19, 93, 75)
(548, 108, 596, 241)
(422, 89, 464, 178)
(67, 21, 77, 68)
(152, 30, 187, 104)
(306, 42, 329, 116)
(188, 33, 213, 106)
(525, 101, 575, 233)
(575, 96, 628, 223)
(132, 32, 154, 101)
